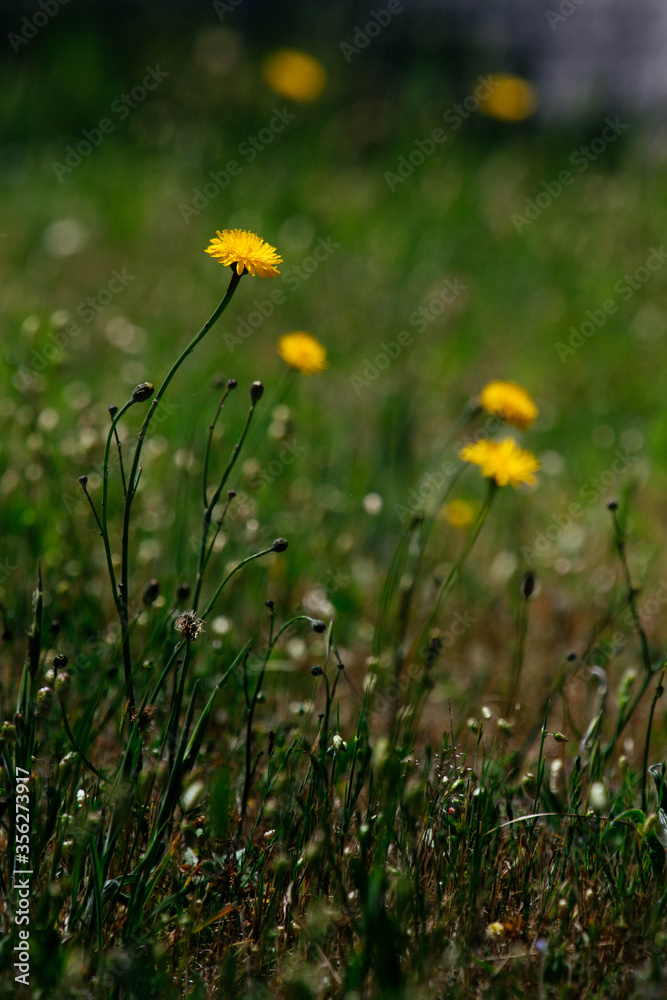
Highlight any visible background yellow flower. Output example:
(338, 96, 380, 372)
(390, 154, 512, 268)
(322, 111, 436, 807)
(443, 499, 476, 529)
(479, 380, 538, 430)
(278, 332, 328, 375)
(460, 437, 540, 488)
(263, 49, 327, 103)
(478, 74, 537, 122)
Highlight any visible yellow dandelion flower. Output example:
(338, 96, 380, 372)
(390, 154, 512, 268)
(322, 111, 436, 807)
(278, 332, 328, 375)
(479, 380, 538, 430)
(262, 49, 327, 103)
(443, 499, 475, 530)
(478, 74, 537, 122)
(205, 229, 282, 279)
(459, 438, 540, 489)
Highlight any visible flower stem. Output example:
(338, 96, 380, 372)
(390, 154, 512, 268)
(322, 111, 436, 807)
(119, 269, 243, 717)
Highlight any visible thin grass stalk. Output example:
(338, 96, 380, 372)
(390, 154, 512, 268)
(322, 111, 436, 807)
(119, 269, 243, 715)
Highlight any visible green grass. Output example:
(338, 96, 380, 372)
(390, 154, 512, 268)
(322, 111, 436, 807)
(1, 19, 667, 998)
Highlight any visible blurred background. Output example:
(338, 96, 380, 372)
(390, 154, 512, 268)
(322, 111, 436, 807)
(2, 0, 667, 729)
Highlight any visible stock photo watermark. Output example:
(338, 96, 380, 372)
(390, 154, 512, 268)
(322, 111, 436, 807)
(178, 107, 297, 223)
(511, 117, 629, 232)
(8, 0, 70, 53)
(384, 76, 500, 190)
(546, 0, 588, 31)
(555, 246, 667, 361)
(351, 276, 466, 394)
(520, 445, 642, 564)
(14, 766, 32, 987)
(340, 0, 413, 63)
(221, 235, 340, 353)
(15, 268, 135, 389)
(51, 66, 169, 181)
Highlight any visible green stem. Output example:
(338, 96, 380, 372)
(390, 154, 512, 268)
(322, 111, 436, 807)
(193, 395, 260, 613)
(118, 270, 243, 715)
(416, 479, 497, 659)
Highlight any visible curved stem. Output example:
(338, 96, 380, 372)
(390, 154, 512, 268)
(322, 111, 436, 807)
(119, 269, 243, 716)
(193, 396, 261, 613)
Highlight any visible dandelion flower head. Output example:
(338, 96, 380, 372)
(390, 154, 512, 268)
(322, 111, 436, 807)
(478, 74, 537, 122)
(278, 332, 328, 375)
(479, 380, 538, 430)
(443, 499, 475, 529)
(263, 49, 327, 103)
(459, 437, 540, 489)
(205, 229, 282, 279)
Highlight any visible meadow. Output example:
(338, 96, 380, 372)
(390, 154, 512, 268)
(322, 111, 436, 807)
(1, 11, 667, 998)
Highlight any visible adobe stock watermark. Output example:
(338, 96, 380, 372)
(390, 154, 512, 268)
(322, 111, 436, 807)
(8, 0, 70, 53)
(178, 107, 296, 224)
(213, 0, 243, 21)
(555, 246, 667, 362)
(546, 0, 587, 30)
(14, 766, 32, 987)
(586, 578, 667, 671)
(384, 76, 500, 191)
(51, 66, 169, 181)
(520, 444, 642, 564)
(511, 117, 629, 232)
(340, 0, 412, 63)
(222, 236, 340, 353)
(350, 277, 466, 394)
(15, 267, 135, 389)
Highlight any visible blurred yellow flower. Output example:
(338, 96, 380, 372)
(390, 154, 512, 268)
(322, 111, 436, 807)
(278, 332, 328, 375)
(263, 49, 327, 103)
(478, 74, 537, 122)
(444, 499, 475, 529)
(459, 438, 540, 489)
(205, 229, 282, 279)
(479, 380, 538, 430)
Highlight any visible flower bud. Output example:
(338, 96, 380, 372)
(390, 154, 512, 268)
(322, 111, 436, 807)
(227, 378, 237, 389)
(55, 672, 71, 702)
(36, 686, 53, 716)
(176, 581, 191, 601)
(1, 721, 17, 744)
(271, 537, 288, 553)
(311, 619, 326, 633)
(250, 381, 264, 403)
(142, 578, 160, 605)
(132, 382, 155, 403)
(520, 571, 535, 600)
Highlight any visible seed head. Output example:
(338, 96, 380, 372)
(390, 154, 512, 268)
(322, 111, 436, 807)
(174, 611, 205, 641)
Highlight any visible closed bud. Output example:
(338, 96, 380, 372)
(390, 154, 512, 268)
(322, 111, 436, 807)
(311, 619, 326, 633)
(142, 578, 160, 605)
(522, 772, 537, 798)
(36, 686, 54, 716)
(52, 652, 68, 671)
(250, 381, 264, 403)
(227, 378, 238, 389)
(1, 721, 17, 744)
(132, 382, 155, 403)
(176, 581, 191, 601)
(55, 672, 71, 702)
(271, 537, 288, 553)
(108, 404, 118, 418)
(520, 571, 536, 600)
